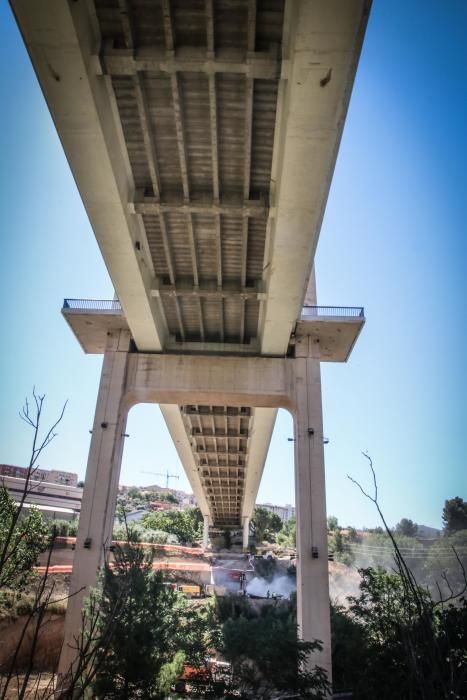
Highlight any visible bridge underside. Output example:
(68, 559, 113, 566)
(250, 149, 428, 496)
(181, 405, 251, 528)
(11, 0, 369, 529)
(90, 0, 284, 528)
(97, 0, 281, 347)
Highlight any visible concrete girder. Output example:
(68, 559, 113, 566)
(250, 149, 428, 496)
(99, 46, 280, 80)
(132, 196, 268, 218)
(124, 354, 294, 411)
(11, 0, 166, 351)
(261, 0, 371, 355)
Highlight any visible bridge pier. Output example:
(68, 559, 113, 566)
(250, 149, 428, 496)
(242, 516, 250, 550)
(293, 335, 332, 684)
(58, 342, 334, 684)
(58, 330, 130, 680)
(202, 514, 210, 550)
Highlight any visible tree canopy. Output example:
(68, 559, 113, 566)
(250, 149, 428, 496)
(217, 596, 330, 699)
(0, 486, 49, 589)
(395, 518, 418, 537)
(336, 567, 467, 699)
(251, 507, 282, 545)
(141, 507, 202, 544)
(276, 517, 296, 548)
(93, 541, 186, 699)
(442, 497, 467, 534)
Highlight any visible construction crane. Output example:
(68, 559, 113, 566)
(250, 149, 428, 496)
(141, 469, 179, 490)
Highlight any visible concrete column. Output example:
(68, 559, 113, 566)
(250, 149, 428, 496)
(293, 334, 332, 686)
(203, 515, 209, 550)
(58, 330, 131, 678)
(242, 516, 250, 551)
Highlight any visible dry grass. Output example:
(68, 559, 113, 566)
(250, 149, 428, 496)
(0, 672, 55, 699)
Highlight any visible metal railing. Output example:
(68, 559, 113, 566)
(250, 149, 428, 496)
(62, 299, 122, 312)
(62, 299, 363, 320)
(301, 305, 364, 318)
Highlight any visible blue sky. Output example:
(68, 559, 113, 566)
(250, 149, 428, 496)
(0, 1, 466, 529)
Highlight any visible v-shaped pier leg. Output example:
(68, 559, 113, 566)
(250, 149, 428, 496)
(58, 330, 130, 679)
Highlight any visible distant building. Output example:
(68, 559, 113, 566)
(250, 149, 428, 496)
(0, 464, 78, 486)
(181, 493, 197, 508)
(259, 502, 296, 523)
(0, 473, 82, 520)
(47, 469, 79, 486)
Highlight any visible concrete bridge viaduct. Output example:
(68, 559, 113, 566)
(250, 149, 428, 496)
(11, 0, 370, 683)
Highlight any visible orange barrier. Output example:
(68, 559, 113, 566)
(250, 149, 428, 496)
(35, 560, 211, 575)
(54, 536, 204, 556)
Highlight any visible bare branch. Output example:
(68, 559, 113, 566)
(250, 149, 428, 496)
(347, 474, 375, 504)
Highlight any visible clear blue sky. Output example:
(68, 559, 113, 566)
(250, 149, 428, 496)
(0, 1, 466, 529)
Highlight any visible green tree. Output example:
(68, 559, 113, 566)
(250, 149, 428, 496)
(62, 521, 219, 700)
(127, 486, 142, 500)
(327, 515, 339, 532)
(0, 390, 70, 700)
(251, 507, 282, 545)
(0, 487, 49, 589)
(330, 529, 344, 555)
(442, 497, 467, 534)
(141, 507, 202, 543)
(172, 597, 221, 666)
(219, 597, 329, 699)
(342, 567, 467, 700)
(276, 517, 296, 547)
(395, 517, 418, 537)
(50, 518, 79, 538)
(329, 528, 359, 566)
(347, 526, 360, 543)
(92, 538, 181, 699)
(329, 528, 354, 565)
(331, 603, 369, 695)
(113, 522, 170, 544)
(153, 491, 178, 504)
(0, 389, 66, 592)
(157, 651, 185, 696)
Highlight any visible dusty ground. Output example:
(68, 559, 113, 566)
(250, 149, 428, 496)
(0, 673, 55, 699)
(0, 574, 69, 678)
(0, 613, 64, 673)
